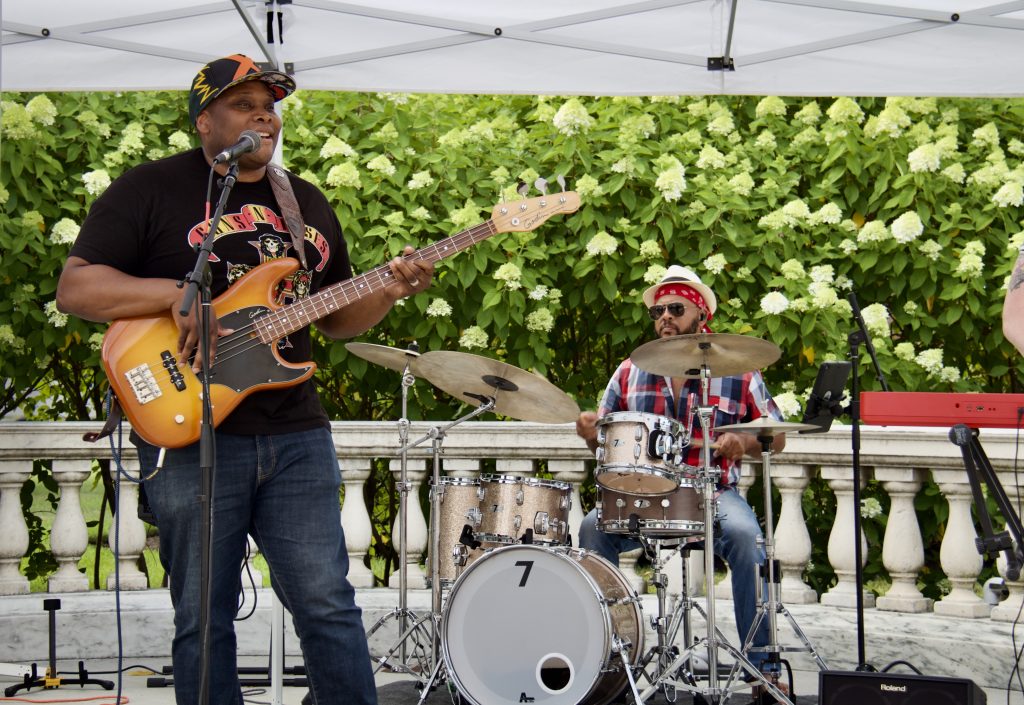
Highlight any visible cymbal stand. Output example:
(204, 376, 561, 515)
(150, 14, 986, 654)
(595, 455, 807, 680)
(736, 434, 828, 678)
(641, 363, 788, 704)
(367, 347, 434, 678)
(398, 397, 497, 705)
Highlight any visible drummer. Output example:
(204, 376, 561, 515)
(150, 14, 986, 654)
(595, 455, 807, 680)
(575, 264, 786, 689)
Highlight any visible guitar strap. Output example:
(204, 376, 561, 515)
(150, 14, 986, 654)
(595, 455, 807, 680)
(266, 165, 309, 270)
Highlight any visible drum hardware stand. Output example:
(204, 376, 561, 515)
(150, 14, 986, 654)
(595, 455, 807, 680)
(394, 396, 497, 705)
(640, 364, 787, 704)
(367, 343, 436, 679)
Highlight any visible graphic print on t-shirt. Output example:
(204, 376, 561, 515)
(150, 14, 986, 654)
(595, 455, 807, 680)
(186, 203, 331, 350)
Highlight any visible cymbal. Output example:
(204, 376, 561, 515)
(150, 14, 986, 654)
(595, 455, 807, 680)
(630, 333, 781, 379)
(413, 350, 580, 424)
(344, 342, 420, 372)
(716, 418, 818, 436)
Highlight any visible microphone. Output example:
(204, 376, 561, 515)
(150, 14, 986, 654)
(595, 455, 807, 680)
(212, 130, 262, 164)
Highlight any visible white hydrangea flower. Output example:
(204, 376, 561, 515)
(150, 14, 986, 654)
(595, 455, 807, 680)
(939, 366, 962, 384)
(374, 123, 399, 143)
(810, 265, 835, 284)
(118, 122, 146, 155)
(962, 240, 986, 257)
(529, 285, 549, 301)
(490, 166, 511, 184)
(728, 172, 754, 196)
(918, 239, 942, 261)
(585, 231, 619, 257)
(758, 210, 790, 231)
(575, 174, 603, 199)
(972, 122, 1000, 148)
(51, 218, 80, 245)
(857, 221, 889, 244)
(707, 114, 735, 135)
(781, 199, 811, 222)
(409, 206, 430, 221)
(760, 292, 790, 315)
(0, 185, 8, 205)
(773, 391, 802, 420)
(942, 164, 966, 183)
(406, 171, 434, 190)
(297, 170, 321, 189)
(547, 288, 562, 306)
(790, 297, 809, 312)
(619, 113, 656, 143)
(840, 238, 858, 255)
(696, 145, 727, 169)
(639, 240, 662, 260)
(755, 131, 777, 150)
(865, 105, 911, 138)
(780, 259, 806, 280)
(325, 163, 361, 189)
(794, 101, 821, 125)
(809, 282, 839, 309)
(425, 298, 453, 318)
(861, 498, 883, 520)
(168, 130, 192, 151)
(755, 96, 787, 118)
(366, 154, 396, 176)
(493, 262, 523, 289)
(526, 308, 555, 333)
(552, 98, 594, 136)
(792, 127, 820, 147)
(955, 253, 984, 279)
(644, 264, 668, 284)
(320, 136, 357, 159)
(383, 212, 405, 228)
(610, 157, 636, 175)
(993, 182, 1024, 208)
(25, 95, 58, 125)
(894, 342, 916, 360)
(811, 203, 843, 225)
(45, 301, 68, 328)
(82, 169, 112, 196)
(861, 303, 890, 337)
(0, 325, 25, 352)
(890, 212, 924, 244)
(903, 301, 919, 315)
(87, 332, 104, 351)
(654, 160, 687, 202)
(908, 143, 941, 173)
(703, 254, 727, 276)
(449, 201, 482, 230)
(377, 92, 411, 104)
(2, 102, 37, 140)
(915, 348, 944, 375)
(826, 97, 864, 124)
(1009, 139, 1024, 157)
(459, 326, 489, 350)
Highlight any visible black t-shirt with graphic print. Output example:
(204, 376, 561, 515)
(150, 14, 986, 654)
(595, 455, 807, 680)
(71, 148, 352, 438)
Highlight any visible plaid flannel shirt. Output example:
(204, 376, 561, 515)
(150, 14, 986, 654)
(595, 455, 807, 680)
(597, 358, 783, 487)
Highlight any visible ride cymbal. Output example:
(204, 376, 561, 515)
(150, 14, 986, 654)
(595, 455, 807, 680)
(413, 350, 580, 424)
(344, 342, 420, 372)
(716, 418, 818, 436)
(630, 333, 781, 379)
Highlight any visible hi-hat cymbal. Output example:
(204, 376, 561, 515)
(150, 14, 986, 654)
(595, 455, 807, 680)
(630, 333, 781, 378)
(345, 342, 420, 372)
(413, 350, 580, 424)
(716, 418, 819, 436)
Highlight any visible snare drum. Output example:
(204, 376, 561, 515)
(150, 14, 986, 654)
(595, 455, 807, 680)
(477, 474, 572, 545)
(433, 476, 486, 585)
(442, 544, 643, 705)
(595, 411, 693, 495)
(596, 480, 704, 538)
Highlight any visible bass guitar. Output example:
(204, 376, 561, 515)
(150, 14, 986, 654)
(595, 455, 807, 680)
(101, 192, 580, 448)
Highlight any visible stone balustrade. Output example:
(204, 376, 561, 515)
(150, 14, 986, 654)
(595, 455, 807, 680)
(2, 421, 1023, 625)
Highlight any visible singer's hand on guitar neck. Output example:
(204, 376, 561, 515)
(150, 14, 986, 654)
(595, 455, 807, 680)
(173, 289, 234, 373)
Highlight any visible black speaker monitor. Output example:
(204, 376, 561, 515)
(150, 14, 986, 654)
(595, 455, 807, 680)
(819, 670, 986, 705)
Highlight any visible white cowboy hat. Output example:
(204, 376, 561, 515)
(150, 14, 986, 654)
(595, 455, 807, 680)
(641, 264, 718, 314)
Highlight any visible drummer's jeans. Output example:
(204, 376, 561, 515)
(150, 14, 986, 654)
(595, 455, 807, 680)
(138, 428, 377, 705)
(578, 486, 774, 673)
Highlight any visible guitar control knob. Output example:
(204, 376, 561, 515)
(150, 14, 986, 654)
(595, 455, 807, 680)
(174, 414, 185, 425)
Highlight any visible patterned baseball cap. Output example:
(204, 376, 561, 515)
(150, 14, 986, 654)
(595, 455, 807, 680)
(188, 54, 296, 125)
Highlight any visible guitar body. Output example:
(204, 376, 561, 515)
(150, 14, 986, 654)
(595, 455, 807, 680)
(102, 258, 315, 448)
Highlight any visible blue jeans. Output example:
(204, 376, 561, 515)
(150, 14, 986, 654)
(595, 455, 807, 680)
(579, 486, 773, 672)
(138, 427, 376, 705)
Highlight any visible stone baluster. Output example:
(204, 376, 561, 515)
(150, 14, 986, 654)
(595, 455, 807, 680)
(495, 458, 535, 477)
(340, 457, 375, 588)
(992, 470, 1024, 622)
(104, 460, 148, 590)
(45, 459, 91, 592)
(388, 458, 428, 589)
(0, 460, 32, 595)
(442, 458, 480, 480)
(874, 466, 930, 613)
(932, 467, 989, 618)
(773, 461, 818, 604)
(820, 464, 875, 608)
(548, 459, 587, 543)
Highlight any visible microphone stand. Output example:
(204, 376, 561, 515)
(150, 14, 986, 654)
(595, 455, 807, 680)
(846, 292, 889, 672)
(179, 161, 240, 705)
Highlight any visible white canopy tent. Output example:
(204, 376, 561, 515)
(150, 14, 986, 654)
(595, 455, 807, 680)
(3, 0, 1024, 97)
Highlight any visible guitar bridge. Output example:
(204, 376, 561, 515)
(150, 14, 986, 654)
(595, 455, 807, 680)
(125, 363, 162, 405)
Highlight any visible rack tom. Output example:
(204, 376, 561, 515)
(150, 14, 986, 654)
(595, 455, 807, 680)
(594, 411, 691, 495)
(477, 474, 572, 545)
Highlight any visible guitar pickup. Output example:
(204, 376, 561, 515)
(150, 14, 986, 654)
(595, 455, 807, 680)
(161, 351, 187, 392)
(125, 363, 162, 405)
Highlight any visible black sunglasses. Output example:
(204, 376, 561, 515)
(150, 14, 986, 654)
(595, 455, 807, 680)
(648, 303, 687, 320)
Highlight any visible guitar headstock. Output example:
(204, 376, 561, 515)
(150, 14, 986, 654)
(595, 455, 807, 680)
(490, 192, 580, 234)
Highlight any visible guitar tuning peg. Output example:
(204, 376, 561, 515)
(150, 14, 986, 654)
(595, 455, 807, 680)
(516, 181, 530, 198)
(556, 174, 566, 192)
(534, 177, 548, 195)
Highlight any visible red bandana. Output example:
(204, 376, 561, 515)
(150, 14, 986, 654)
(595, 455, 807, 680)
(655, 284, 713, 333)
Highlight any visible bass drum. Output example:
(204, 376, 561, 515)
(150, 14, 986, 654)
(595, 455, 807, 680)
(442, 544, 643, 705)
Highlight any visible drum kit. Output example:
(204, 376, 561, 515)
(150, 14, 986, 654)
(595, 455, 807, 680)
(351, 331, 828, 705)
